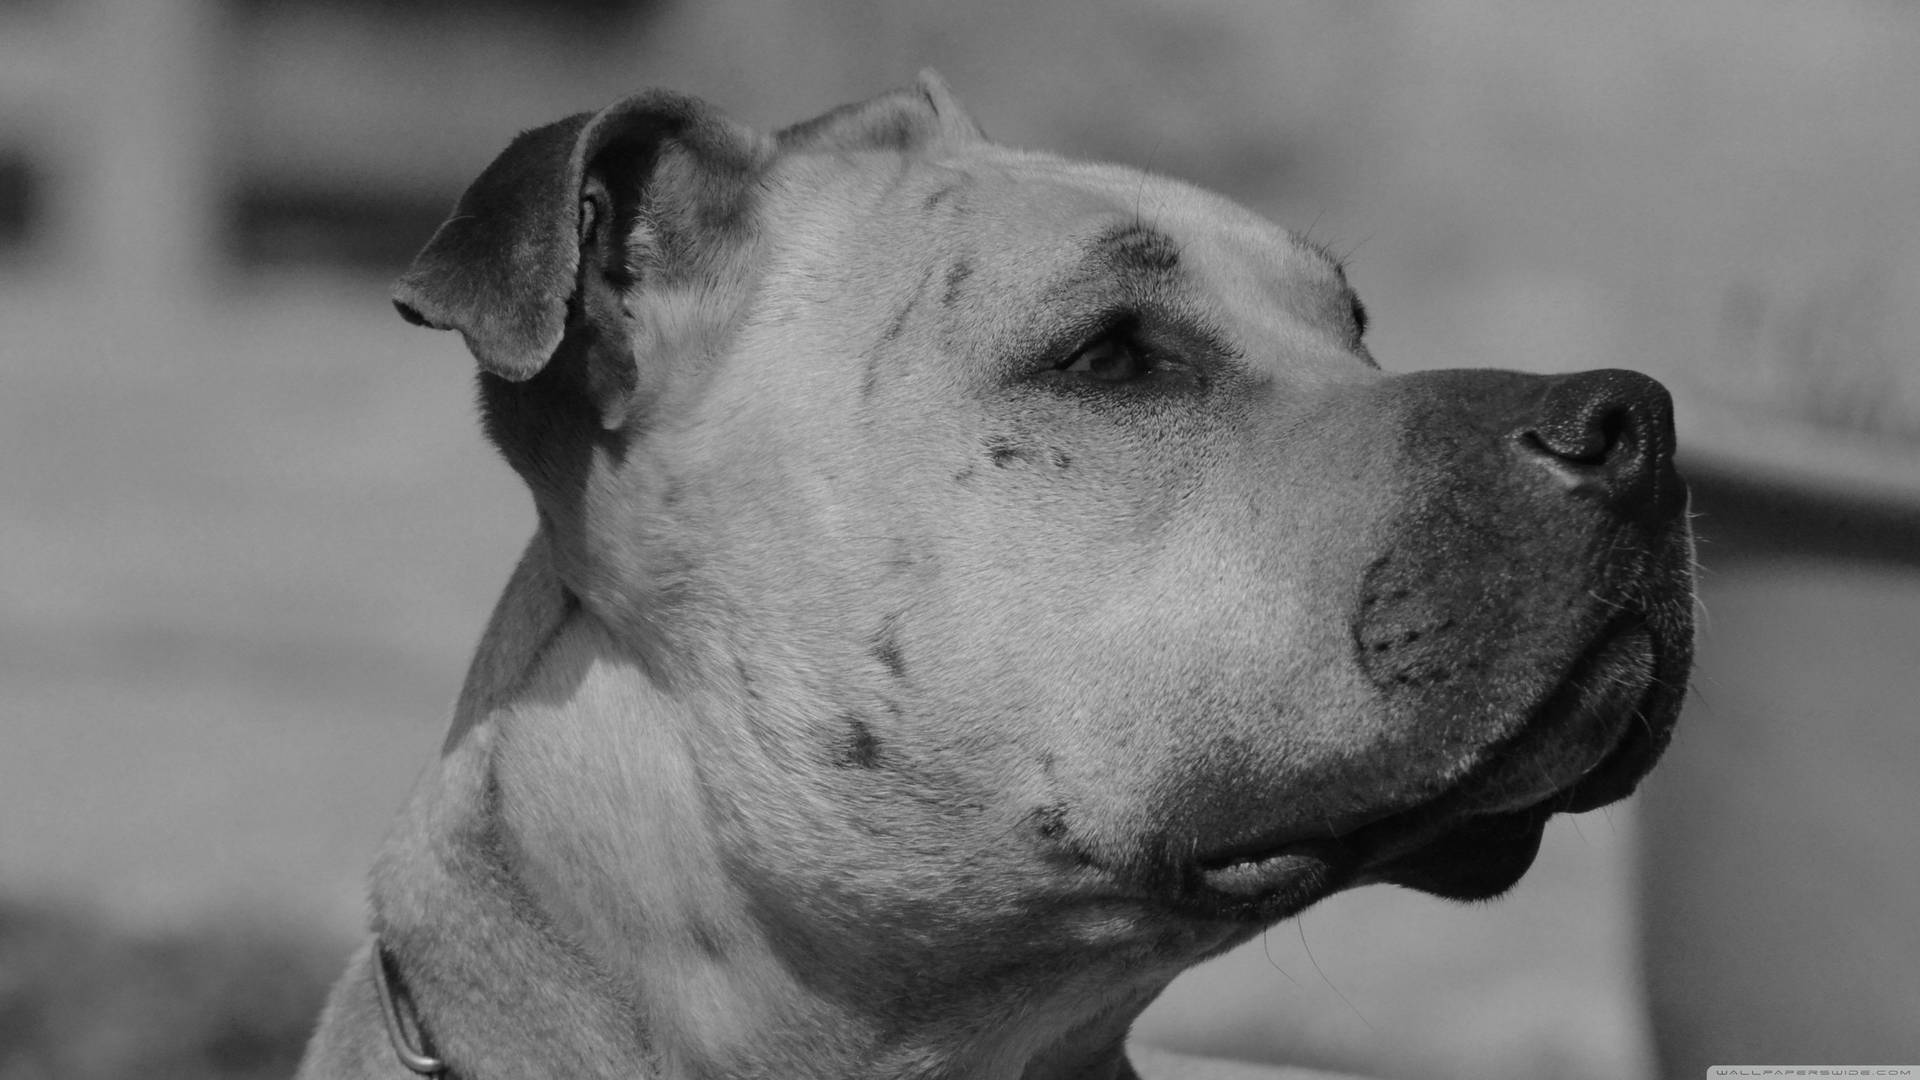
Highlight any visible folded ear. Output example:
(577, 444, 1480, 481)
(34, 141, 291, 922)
(776, 69, 984, 153)
(393, 92, 771, 425)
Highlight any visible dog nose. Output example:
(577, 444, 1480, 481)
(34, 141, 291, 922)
(1515, 369, 1678, 517)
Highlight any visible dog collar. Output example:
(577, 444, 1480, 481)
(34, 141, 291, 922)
(372, 940, 451, 1076)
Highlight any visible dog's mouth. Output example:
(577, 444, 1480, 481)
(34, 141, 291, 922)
(1173, 619, 1681, 922)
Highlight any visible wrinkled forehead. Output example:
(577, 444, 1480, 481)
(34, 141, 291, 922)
(935, 151, 1326, 280)
(764, 146, 1356, 344)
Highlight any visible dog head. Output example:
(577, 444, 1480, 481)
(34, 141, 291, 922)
(395, 71, 1692, 1000)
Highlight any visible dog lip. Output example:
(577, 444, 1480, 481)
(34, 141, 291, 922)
(1192, 625, 1644, 865)
(1189, 799, 1437, 903)
(1194, 845, 1348, 899)
(1451, 620, 1656, 814)
(1183, 616, 1679, 915)
(1192, 803, 1413, 871)
(1184, 796, 1462, 914)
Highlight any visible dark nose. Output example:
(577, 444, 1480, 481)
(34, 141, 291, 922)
(1515, 369, 1678, 518)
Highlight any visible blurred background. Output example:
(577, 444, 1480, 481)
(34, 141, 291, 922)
(2, 1, 1917, 1077)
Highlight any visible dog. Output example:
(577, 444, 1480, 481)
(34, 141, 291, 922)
(296, 71, 1694, 1080)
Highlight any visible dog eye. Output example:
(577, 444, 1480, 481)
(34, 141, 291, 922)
(1058, 334, 1152, 382)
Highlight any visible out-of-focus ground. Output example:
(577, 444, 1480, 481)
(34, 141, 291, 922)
(2, 3, 1917, 1078)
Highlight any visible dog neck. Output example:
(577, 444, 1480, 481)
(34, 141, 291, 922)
(369, 539, 1158, 1080)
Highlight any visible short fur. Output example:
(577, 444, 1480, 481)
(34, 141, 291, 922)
(298, 71, 1692, 1080)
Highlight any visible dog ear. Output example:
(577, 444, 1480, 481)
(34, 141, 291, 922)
(393, 92, 771, 427)
(776, 69, 984, 153)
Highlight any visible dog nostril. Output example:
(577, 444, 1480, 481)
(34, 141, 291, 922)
(1595, 406, 1634, 460)
(1508, 368, 1683, 522)
(1527, 403, 1634, 467)
(1517, 369, 1671, 484)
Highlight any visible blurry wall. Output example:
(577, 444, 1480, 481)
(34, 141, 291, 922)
(2, 2, 1916, 1078)
(1642, 475, 1920, 1073)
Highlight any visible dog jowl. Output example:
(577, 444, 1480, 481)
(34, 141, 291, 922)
(299, 71, 1693, 1080)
